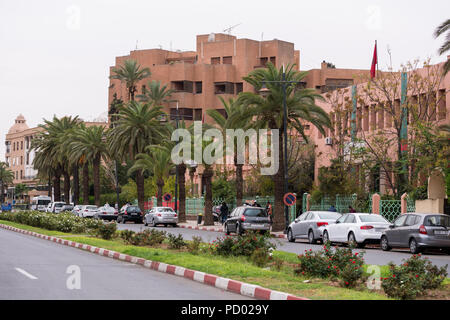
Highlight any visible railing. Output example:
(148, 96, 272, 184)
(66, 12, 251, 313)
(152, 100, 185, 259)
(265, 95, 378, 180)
(380, 200, 401, 222)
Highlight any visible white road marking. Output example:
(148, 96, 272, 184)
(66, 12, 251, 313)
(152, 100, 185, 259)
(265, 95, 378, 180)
(15, 268, 38, 280)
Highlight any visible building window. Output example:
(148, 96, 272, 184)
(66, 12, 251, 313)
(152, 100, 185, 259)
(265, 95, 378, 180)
(214, 82, 234, 95)
(26, 153, 30, 165)
(223, 56, 232, 64)
(194, 109, 203, 121)
(211, 57, 220, 65)
(235, 83, 243, 94)
(20, 156, 23, 165)
(216, 109, 228, 119)
(260, 57, 268, 66)
(171, 81, 193, 93)
(195, 82, 203, 94)
(270, 57, 276, 65)
(20, 170, 23, 179)
(21, 141, 23, 150)
(170, 108, 193, 121)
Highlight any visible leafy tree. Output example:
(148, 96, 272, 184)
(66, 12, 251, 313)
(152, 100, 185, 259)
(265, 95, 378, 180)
(137, 80, 174, 106)
(0, 162, 14, 204)
(110, 59, 151, 101)
(434, 19, 450, 75)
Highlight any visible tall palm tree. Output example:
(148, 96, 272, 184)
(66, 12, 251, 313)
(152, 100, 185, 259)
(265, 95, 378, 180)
(110, 60, 151, 101)
(137, 80, 174, 106)
(129, 145, 174, 206)
(108, 101, 167, 211)
(238, 63, 331, 232)
(68, 125, 109, 206)
(207, 97, 250, 206)
(434, 19, 450, 75)
(0, 162, 14, 204)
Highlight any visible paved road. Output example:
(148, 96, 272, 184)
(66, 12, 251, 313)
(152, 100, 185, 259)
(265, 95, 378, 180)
(117, 223, 450, 273)
(0, 228, 251, 300)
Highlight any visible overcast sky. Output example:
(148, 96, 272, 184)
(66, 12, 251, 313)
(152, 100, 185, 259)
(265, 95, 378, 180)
(1, 0, 449, 158)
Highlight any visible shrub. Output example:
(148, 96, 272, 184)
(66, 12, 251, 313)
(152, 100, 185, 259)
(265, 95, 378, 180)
(119, 229, 166, 246)
(167, 233, 186, 249)
(96, 222, 117, 240)
(381, 254, 448, 300)
(296, 243, 366, 288)
(269, 257, 284, 272)
(187, 236, 203, 255)
(210, 231, 276, 258)
(250, 248, 271, 267)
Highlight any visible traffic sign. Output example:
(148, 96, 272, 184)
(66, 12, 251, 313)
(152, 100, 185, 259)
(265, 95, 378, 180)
(163, 193, 172, 202)
(283, 193, 296, 206)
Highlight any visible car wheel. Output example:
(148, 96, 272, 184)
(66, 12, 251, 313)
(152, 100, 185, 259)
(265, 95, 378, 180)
(150, 218, 156, 227)
(287, 228, 295, 243)
(348, 232, 358, 247)
(409, 238, 420, 254)
(144, 218, 148, 227)
(323, 231, 330, 244)
(308, 230, 317, 244)
(381, 236, 391, 251)
(172, 224, 177, 228)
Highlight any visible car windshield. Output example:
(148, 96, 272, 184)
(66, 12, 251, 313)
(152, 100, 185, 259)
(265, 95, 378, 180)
(244, 208, 267, 217)
(159, 208, 174, 212)
(359, 215, 388, 223)
(86, 206, 97, 210)
(38, 200, 50, 205)
(317, 212, 341, 219)
(55, 203, 64, 207)
(127, 206, 141, 213)
(424, 215, 450, 227)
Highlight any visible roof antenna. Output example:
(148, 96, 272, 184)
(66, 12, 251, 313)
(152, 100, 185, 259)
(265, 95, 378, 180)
(135, 40, 139, 50)
(223, 23, 242, 35)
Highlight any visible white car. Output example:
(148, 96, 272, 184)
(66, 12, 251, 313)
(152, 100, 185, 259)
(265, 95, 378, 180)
(322, 213, 390, 248)
(46, 202, 66, 214)
(79, 205, 99, 218)
(95, 205, 118, 221)
(144, 207, 178, 227)
(72, 205, 83, 216)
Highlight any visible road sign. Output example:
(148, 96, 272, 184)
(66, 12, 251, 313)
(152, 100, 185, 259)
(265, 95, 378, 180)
(163, 193, 172, 202)
(283, 193, 296, 206)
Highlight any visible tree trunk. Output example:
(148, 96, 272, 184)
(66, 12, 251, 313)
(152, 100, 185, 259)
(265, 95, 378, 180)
(0, 181, 4, 204)
(272, 132, 285, 232)
(93, 155, 101, 207)
(48, 175, 52, 197)
(53, 174, 61, 202)
(189, 167, 196, 196)
(178, 163, 187, 223)
(235, 153, 243, 207)
(136, 169, 145, 211)
(72, 164, 79, 205)
(63, 170, 71, 204)
(203, 166, 214, 226)
(157, 180, 164, 207)
(82, 162, 89, 205)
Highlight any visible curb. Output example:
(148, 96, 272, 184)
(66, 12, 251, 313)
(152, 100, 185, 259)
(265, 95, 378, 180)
(0, 223, 305, 300)
(178, 224, 287, 239)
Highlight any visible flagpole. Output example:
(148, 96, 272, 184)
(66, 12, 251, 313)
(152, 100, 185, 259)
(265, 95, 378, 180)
(376, 40, 378, 75)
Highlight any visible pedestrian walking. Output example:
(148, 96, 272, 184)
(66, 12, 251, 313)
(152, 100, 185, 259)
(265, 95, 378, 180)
(220, 202, 229, 225)
(348, 205, 356, 213)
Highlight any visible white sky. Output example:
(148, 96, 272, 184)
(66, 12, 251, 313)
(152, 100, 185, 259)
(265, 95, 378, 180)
(1, 0, 449, 158)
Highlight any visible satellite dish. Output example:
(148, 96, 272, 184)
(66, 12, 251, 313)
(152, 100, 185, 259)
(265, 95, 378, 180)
(208, 33, 215, 42)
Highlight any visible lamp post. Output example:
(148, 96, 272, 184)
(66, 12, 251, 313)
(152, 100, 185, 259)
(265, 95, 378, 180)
(259, 66, 302, 233)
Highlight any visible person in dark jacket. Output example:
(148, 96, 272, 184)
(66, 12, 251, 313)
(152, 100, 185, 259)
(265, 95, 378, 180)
(220, 202, 229, 224)
(329, 205, 337, 212)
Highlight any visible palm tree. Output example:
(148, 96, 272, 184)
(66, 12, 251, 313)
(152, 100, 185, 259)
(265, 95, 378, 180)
(129, 145, 174, 206)
(0, 162, 14, 204)
(108, 101, 167, 211)
(238, 63, 331, 232)
(110, 60, 151, 101)
(137, 80, 174, 106)
(68, 125, 109, 206)
(207, 97, 250, 206)
(434, 19, 450, 75)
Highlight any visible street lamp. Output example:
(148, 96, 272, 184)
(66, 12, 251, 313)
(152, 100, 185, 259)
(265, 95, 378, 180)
(259, 66, 302, 233)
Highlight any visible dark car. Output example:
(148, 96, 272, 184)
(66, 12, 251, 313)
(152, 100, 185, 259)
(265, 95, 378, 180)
(212, 205, 221, 222)
(381, 213, 450, 254)
(224, 206, 271, 235)
(117, 205, 143, 224)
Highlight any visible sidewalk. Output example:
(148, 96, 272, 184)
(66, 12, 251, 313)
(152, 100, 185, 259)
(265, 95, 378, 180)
(178, 219, 287, 239)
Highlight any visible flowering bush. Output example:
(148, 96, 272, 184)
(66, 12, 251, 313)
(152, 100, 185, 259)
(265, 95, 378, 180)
(167, 233, 186, 249)
(119, 229, 167, 246)
(296, 243, 366, 288)
(210, 231, 276, 258)
(381, 254, 448, 300)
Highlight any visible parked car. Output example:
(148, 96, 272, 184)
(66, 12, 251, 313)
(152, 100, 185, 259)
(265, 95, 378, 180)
(46, 202, 66, 214)
(95, 205, 118, 221)
(118, 205, 143, 224)
(72, 205, 83, 216)
(287, 211, 342, 244)
(30, 196, 51, 211)
(322, 213, 390, 248)
(79, 205, 99, 218)
(381, 213, 450, 254)
(224, 206, 271, 235)
(144, 207, 178, 227)
(60, 204, 74, 212)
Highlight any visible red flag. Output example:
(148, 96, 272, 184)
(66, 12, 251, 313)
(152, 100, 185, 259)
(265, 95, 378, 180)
(370, 41, 378, 79)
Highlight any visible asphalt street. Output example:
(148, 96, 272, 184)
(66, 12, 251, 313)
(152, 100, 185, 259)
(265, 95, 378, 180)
(117, 222, 450, 273)
(0, 227, 252, 300)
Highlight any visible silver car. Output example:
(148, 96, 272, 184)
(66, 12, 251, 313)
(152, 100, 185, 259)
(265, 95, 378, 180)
(144, 207, 178, 227)
(287, 211, 342, 244)
(381, 213, 450, 254)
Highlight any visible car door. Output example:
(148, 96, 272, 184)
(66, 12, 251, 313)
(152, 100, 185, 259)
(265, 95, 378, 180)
(399, 215, 419, 247)
(291, 212, 308, 237)
(388, 215, 407, 246)
(342, 214, 357, 241)
(227, 208, 239, 232)
(299, 212, 315, 238)
(329, 214, 348, 241)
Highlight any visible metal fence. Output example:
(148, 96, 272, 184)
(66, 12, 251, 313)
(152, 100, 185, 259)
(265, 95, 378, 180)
(306, 194, 358, 213)
(380, 200, 401, 222)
